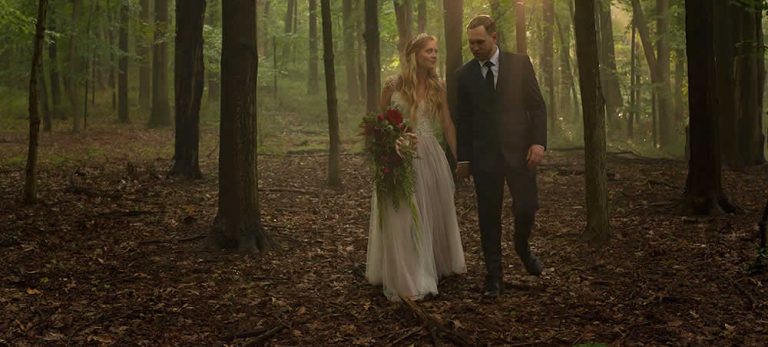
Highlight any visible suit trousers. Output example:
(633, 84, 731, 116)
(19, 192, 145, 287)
(473, 166, 539, 281)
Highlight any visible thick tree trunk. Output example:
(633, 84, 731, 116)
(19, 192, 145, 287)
(597, 0, 623, 127)
(24, 0, 49, 204)
(342, 0, 359, 103)
(210, 0, 271, 252)
(308, 0, 319, 95)
(515, 0, 527, 54)
(542, 0, 556, 137)
(364, 0, 381, 114)
(148, 0, 171, 128)
(682, 0, 735, 215)
(574, 0, 609, 247)
(394, 0, 413, 56)
(444, 0, 463, 119)
(170, 0, 206, 179)
(321, 0, 342, 188)
(118, 0, 130, 123)
(138, 0, 151, 109)
(67, 0, 82, 132)
(736, 4, 766, 165)
(355, 1, 366, 101)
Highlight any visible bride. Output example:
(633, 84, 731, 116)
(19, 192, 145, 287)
(366, 33, 466, 301)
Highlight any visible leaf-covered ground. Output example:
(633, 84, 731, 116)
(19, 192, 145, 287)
(1, 124, 767, 346)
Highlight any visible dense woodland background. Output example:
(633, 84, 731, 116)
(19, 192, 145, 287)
(1, 0, 768, 345)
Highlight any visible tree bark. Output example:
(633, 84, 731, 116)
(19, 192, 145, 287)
(138, 0, 152, 109)
(210, 0, 271, 252)
(444, 0, 463, 119)
(394, 0, 413, 55)
(629, 14, 637, 139)
(342, 0, 359, 103)
(574, 0, 609, 247)
(282, 0, 296, 61)
(39, 57, 51, 132)
(321, 0, 342, 188)
(542, 0, 556, 136)
(148, 0, 171, 128)
(515, 0, 527, 54)
(682, 0, 735, 215)
(597, 0, 623, 127)
(24, 0, 49, 204)
(170, 0, 206, 179)
(735, 4, 765, 165)
(364, 0, 381, 114)
(118, 0, 130, 123)
(308, 0, 319, 95)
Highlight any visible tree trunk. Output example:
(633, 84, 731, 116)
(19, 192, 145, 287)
(597, 0, 623, 127)
(118, 0, 130, 123)
(629, 14, 637, 139)
(106, 0, 116, 111)
(342, 0, 359, 103)
(574, 0, 609, 247)
(555, 11, 578, 123)
(321, 0, 342, 188)
(170, 0, 206, 179)
(364, 0, 381, 114)
(282, 0, 296, 61)
(417, 0, 426, 33)
(735, 4, 765, 165)
(67, 0, 82, 132)
(355, 1, 366, 101)
(489, 0, 507, 49)
(682, 0, 735, 215)
(138, 0, 152, 109)
(655, 0, 674, 148)
(515, 0, 527, 54)
(308, 0, 319, 95)
(444, 0, 463, 113)
(48, 7, 61, 120)
(148, 0, 171, 128)
(210, 0, 271, 252)
(715, 1, 739, 166)
(206, 0, 220, 103)
(542, 0, 556, 137)
(394, 0, 413, 55)
(24, 0, 49, 204)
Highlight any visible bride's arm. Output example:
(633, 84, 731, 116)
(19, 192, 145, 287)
(439, 84, 457, 161)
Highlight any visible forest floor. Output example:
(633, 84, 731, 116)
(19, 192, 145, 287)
(1, 121, 767, 346)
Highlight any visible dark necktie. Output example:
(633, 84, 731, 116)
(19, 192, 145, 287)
(484, 61, 495, 91)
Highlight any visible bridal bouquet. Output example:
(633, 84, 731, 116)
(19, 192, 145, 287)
(360, 108, 417, 209)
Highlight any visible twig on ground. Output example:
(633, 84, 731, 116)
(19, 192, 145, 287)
(400, 296, 474, 346)
(385, 326, 421, 347)
(243, 324, 286, 346)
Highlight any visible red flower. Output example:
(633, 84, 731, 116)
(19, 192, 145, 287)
(385, 109, 403, 125)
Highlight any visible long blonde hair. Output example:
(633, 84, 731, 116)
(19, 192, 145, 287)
(395, 34, 444, 119)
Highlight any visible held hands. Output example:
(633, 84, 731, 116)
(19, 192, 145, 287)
(526, 144, 545, 169)
(455, 162, 471, 180)
(395, 132, 418, 158)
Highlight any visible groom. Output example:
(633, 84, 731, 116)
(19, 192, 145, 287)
(455, 15, 547, 297)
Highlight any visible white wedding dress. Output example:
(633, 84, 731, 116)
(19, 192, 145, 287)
(366, 90, 466, 302)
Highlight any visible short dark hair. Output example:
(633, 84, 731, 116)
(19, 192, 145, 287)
(467, 15, 497, 34)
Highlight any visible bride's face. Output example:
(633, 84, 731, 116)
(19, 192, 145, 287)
(416, 40, 438, 71)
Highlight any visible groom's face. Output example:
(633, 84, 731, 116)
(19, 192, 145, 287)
(467, 26, 497, 62)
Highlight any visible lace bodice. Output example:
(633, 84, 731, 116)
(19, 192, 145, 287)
(390, 91, 438, 137)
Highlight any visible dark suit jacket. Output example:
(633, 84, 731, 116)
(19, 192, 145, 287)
(455, 52, 547, 173)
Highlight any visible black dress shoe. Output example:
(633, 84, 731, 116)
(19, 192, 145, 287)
(522, 254, 543, 276)
(483, 278, 503, 297)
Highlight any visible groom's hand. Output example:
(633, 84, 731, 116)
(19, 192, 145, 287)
(526, 145, 545, 169)
(455, 162, 471, 180)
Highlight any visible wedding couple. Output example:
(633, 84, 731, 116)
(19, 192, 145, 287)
(366, 15, 547, 301)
